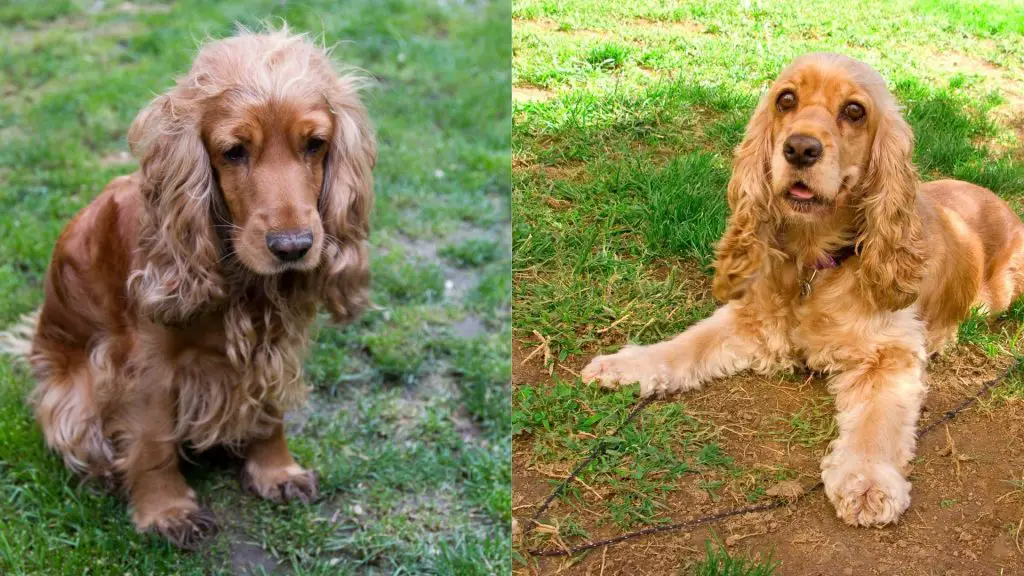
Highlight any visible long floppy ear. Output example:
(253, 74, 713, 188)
(855, 103, 924, 311)
(712, 96, 780, 302)
(127, 91, 224, 323)
(317, 76, 376, 323)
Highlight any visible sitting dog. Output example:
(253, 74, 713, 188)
(22, 29, 374, 548)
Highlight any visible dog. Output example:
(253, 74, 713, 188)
(16, 28, 375, 548)
(582, 53, 1024, 527)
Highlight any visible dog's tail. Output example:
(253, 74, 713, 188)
(0, 308, 40, 362)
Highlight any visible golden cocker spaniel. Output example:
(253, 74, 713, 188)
(583, 53, 1024, 527)
(22, 29, 374, 548)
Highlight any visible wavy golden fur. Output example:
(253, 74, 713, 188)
(583, 54, 1024, 528)
(24, 28, 375, 549)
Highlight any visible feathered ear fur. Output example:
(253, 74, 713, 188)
(127, 90, 224, 323)
(712, 95, 780, 302)
(316, 76, 376, 323)
(855, 101, 924, 311)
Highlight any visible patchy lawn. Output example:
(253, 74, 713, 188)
(512, 0, 1024, 574)
(0, 0, 510, 574)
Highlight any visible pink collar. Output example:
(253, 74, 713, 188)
(815, 244, 858, 270)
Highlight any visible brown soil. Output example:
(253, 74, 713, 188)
(929, 48, 1024, 139)
(513, 86, 555, 103)
(513, 339, 1024, 575)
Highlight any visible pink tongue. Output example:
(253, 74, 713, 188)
(789, 185, 814, 200)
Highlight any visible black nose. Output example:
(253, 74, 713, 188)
(266, 230, 313, 262)
(783, 134, 823, 167)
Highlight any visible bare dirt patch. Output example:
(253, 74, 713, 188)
(513, 336, 1024, 574)
(631, 18, 707, 36)
(229, 539, 280, 575)
(930, 49, 1024, 135)
(514, 85, 555, 103)
(514, 18, 613, 41)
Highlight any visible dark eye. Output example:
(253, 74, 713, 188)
(842, 102, 866, 122)
(776, 90, 797, 112)
(305, 137, 326, 156)
(224, 144, 248, 163)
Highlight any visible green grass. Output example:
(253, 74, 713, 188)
(513, 0, 1024, 569)
(692, 541, 778, 576)
(513, 0, 1024, 357)
(0, 0, 510, 574)
(514, 379, 748, 530)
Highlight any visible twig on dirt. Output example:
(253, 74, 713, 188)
(597, 312, 633, 334)
(939, 424, 962, 481)
(995, 489, 1023, 504)
(521, 330, 553, 371)
(558, 364, 580, 379)
(633, 316, 659, 341)
(1016, 517, 1023, 554)
(718, 424, 757, 438)
(531, 520, 570, 554)
(534, 468, 604, 501)
(725, 530, 768, 546)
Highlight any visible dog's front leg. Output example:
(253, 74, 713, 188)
(241, 408, 318, 504)
(821, 347, 925, 527)
(581, 302, 768, 396)
(120, 386, 217, 549)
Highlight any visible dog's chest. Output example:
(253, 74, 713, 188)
(169, 305, 314, 447)
(787, 268, 867, 369)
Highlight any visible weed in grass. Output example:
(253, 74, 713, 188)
(696, 442, 735, 470)
(449, 334, 512, 435)
(372, 248, 447, 306)
(360, 306, 446, 381)
(691, 540, 779, 576)
(440, 237, 505, 268)
(584, 43, 630, 70)
(698, 479, 726, 502)
(468, 260, 513, 314)
(771, 398, 838, 449)
(957, 308, 1006, 356)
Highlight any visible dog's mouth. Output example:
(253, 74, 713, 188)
(786, 182, 829, 214)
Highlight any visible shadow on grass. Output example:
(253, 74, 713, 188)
(515, 74, 1024, 266)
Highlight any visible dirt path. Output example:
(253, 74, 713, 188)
(513, 342, 1024, 575)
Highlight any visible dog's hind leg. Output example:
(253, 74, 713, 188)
(980, 227, 1024, 315)
(30, 344, 116, 482)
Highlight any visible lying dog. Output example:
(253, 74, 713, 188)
(22, 29, 374, 548)
(583, 53, 1024, 527)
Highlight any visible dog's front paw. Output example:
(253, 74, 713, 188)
(134, 498, 218, 550)
(242, 463, 319, 504)
(822, 459, 910, 527)
(581, 345, 686, 396)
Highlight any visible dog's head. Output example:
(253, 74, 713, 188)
(764, 54, 908, 223)
(128, 28, 375, 323)
(713, 53, 923, 309)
